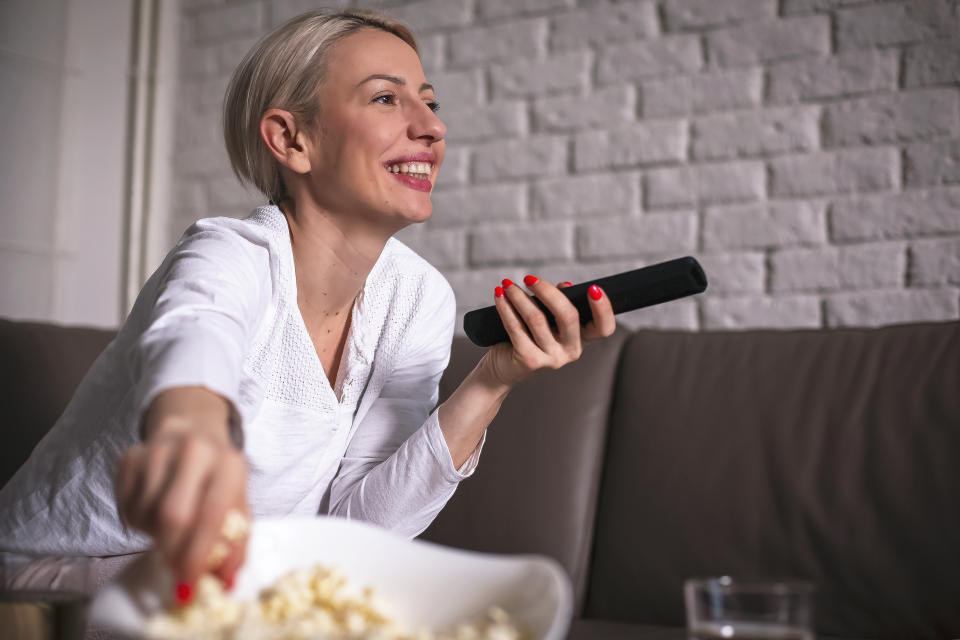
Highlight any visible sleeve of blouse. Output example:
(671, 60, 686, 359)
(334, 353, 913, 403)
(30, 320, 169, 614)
(325, 273, 485, 537)
(126, 220, 271, 447)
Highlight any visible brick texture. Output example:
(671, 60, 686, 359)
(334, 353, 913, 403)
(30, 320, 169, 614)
(470, 222, 573, 266)
(597, 36, 702, 84)
(767, 49, 899, 103)
(910, 238, 960, 286)
(697, 252, 765, 294)
(822, 89, 960, 148)
(769, 147, 900, 197)
(429, 184, 526, 227)
(706, 16, 830, 67)
(575, 121, 686, 171)
(532, 173, 639, 219)
(534, 85, 635, 132)
(171, 0, 960, 333)
(431, 69, 484, 106)
(477, 0, 575, 20)
(618, 299, 698, 330)
(835, 2, 948, 50)
(550, 1, 658, 50)
(577, 213, 698, 259)
(703, 201, 826, 250)
(384, 0, 471, 33)
(831, 188, 960, 241)
(641, 68, 762, 117)
(491, 51, 591, 99)
(663, 0, 777, 31)
(449, 19, 547, 66)
(646, 162, 765, 208)
(770, 243, 906, 292)
(472, 136, 568, 182)
(441, 101, 527, 143)
(691, 106, 819, 160)
(825, 289, 960, 327)
(904, 40, 960, 87)
(904, 140, 960, 188)
(703, 295, 822, 330)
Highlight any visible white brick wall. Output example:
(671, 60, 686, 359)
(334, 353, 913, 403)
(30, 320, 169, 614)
(172, 0, 960, 332)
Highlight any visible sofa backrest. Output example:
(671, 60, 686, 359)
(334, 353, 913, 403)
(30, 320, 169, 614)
(420, 329, 628, 614)
(583, 321, 960, 638)
(0, 318, 116, 488)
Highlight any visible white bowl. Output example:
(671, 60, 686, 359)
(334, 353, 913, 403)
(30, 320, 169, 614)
(89, 516, 573, 639)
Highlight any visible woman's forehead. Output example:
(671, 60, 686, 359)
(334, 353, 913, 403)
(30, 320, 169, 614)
(327, 29, 425, 87)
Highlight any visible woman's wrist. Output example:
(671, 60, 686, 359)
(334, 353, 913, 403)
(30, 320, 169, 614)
(142, 386, 233, 446)
(474, 349, 519, 396)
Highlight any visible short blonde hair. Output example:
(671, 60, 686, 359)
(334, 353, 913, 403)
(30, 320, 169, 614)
(223, 10, 418, 204)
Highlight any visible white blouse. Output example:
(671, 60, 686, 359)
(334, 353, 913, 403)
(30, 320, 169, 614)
(0, 205, 483, 557)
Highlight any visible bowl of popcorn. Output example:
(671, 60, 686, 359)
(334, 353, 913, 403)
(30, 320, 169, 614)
(89, 516, 572, 639)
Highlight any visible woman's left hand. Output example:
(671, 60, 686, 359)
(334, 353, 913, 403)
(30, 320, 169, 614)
(483, 275, 616, 389)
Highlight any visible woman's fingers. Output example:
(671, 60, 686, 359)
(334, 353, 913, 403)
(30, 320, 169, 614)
(501, 278, 569, 356)
(179, 449, 247, 585)
(494, 284, 539, 357)
(156, 435, 223, 582)
(582, 284, 616, 341)
(519, 276, 582, 357)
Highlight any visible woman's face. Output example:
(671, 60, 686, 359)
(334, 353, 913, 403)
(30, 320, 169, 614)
(305, 28, 446, 230)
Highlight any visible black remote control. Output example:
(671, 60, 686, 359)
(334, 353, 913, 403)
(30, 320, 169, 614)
(463, 256, 708, 347)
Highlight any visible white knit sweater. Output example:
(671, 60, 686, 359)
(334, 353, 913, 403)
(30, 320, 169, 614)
(0, 205, 482, 556)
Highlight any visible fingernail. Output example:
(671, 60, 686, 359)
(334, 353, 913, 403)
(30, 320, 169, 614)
(175, 582, 194, 605)
(523, 275, 539, 287)
(501, 278, 515, 288)
(495, 286, 505, 298)
(225, 574, 236, 591)
(559, 281, 573, 287)
(588, 284, 603, 301)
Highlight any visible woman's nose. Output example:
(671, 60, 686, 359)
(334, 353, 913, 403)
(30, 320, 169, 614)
(410, 103, 446, 142)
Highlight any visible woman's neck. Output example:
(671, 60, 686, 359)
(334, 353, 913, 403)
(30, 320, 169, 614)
(280, 199, 389, 322)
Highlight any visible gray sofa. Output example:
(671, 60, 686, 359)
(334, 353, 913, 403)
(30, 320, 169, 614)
(2, 317, 959, 639)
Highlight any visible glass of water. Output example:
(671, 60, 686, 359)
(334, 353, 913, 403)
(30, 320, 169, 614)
(684, 576, 815, 640)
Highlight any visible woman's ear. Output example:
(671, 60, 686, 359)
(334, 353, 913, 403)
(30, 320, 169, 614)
(260, 109, 311, 174)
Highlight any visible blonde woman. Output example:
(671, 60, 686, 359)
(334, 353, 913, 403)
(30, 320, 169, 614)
(0, 10, 615, 599)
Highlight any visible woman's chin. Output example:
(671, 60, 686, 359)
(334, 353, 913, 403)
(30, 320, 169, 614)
(402, 205, 433, 225)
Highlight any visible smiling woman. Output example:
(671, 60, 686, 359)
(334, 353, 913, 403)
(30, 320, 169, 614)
(0, 9, 616, 600)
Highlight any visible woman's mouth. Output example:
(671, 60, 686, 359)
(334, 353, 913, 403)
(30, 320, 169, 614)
(385, 161, 433, 192)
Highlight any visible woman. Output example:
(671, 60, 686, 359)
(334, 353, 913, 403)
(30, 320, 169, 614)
(0, 9, 615, 599)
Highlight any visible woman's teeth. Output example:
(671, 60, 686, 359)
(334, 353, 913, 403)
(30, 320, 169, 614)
(387, 162, 432, 179)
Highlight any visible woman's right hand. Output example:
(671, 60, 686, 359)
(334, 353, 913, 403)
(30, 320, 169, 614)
(115, 386, 249, 596)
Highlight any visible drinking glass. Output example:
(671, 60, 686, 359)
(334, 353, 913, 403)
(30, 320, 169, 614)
(684, 576, 814, 640)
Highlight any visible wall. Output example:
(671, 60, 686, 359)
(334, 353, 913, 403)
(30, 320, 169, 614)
(173, 0, 960, 331)
(0, 0, 134, 328)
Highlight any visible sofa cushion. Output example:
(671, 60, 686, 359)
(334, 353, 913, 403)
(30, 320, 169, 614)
(584, 322, 960, 638)
(420, 329, 628, 614)
(0, 318, 116, 488)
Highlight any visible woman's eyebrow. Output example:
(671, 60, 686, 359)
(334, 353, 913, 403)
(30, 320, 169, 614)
(356, 73, 434, 93)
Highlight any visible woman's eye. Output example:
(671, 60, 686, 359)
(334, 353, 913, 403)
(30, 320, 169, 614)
(373, 94, 395, 105)
(426, 101, 440, 113)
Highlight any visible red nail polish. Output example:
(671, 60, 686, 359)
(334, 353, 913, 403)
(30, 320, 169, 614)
(523, 275, 539, 287)
(175, 582, 193, 605)
(559, 281, 573, 287)
(225, 574, 236, 591)
(501, 278, 514, 288)
(495, 286, 505, 298)
(588, 284, 603, 301)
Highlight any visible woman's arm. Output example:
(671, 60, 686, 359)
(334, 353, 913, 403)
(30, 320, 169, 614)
(116, 387, 249, 590)
(115, 221, 269, 593)
(438, 276, 616, 468)
(326, 275, 614, 536)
